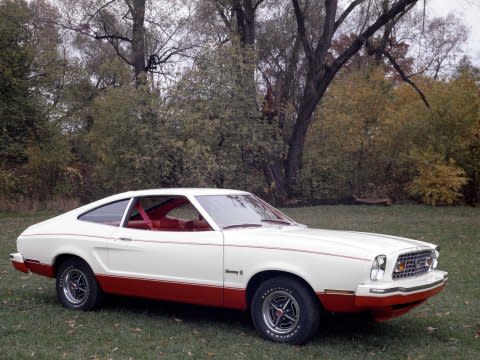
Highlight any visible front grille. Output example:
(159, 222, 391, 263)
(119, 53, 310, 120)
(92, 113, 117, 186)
(392, 250, 433, 280)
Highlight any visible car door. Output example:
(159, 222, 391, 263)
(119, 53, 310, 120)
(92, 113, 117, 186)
(103, 195, 224, 307)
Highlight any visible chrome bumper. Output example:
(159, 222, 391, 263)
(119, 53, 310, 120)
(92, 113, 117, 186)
(356, 270, 448, 297)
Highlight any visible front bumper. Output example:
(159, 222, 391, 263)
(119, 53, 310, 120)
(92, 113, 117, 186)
(356, 269, 447, 301)
(317, 270, 448, 321)
(356, 270, 448, 321)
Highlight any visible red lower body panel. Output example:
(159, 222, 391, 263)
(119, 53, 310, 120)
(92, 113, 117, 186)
(17, 260, 54, 277)
(96, 274, 247, 310)
(317, 284, 445, 321)
(12, 260, 29, 273)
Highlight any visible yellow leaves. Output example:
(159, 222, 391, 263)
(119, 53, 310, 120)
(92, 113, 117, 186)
(406, 155, 469, 206)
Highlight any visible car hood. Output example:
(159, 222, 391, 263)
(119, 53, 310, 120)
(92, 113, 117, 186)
(224, 226, 435, 260)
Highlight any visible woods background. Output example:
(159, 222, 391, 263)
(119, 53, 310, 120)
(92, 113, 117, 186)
(1, 0, 479, 210)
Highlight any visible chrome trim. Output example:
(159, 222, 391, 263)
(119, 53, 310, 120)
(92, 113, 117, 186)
(369, 275, 447, 294)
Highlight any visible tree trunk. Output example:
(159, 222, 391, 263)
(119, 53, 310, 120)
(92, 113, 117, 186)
(131, 0, 146, 85)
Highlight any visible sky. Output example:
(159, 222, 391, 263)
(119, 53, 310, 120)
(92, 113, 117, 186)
(429, 0, 480, 65)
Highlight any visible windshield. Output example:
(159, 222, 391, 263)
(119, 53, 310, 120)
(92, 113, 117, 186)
(195, 194, 296, 229)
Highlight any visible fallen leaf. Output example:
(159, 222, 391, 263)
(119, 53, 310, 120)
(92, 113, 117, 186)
(112, 347, 119, 352)
(66, 320, 76, 328)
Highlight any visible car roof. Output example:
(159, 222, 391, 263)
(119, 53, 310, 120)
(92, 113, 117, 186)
(63, 188, 251, 219)
(122, 188, 249, 197)
(94, 188, 251, 207)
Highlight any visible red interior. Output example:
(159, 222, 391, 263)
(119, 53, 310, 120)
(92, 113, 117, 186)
(127, 197, 211, 232)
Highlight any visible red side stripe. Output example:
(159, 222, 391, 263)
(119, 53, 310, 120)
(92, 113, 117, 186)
(227, 244, 370, 262)
(22, 233, 368, 261)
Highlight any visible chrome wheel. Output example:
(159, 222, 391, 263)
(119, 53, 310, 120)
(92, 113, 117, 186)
(261, 290, 300, 335)
(63, 269, 89, 305)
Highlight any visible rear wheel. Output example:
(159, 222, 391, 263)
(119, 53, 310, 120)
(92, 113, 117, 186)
(56, 258, 103, 310)
(251, 276, 320, 344)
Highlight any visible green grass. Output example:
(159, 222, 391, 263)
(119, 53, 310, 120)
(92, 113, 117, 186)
(1, 206, 479, 359)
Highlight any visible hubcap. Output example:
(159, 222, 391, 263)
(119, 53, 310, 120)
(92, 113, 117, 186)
(261, 290, 300, 335)
(63, 268, 89, 305)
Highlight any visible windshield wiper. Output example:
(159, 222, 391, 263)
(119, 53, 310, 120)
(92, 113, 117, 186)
(261, 219, 293, 225)
(222, 223, 262, 230)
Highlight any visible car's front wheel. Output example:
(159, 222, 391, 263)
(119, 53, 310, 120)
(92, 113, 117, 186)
(251, 276, 320, 344)
(56, 258, 103, 310)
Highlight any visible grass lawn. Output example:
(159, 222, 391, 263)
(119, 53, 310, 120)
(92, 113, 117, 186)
(0, 206, 479, 359)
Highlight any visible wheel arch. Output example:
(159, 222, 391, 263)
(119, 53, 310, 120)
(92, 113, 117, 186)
(53, 253, 90, 277)
(245, 270, 321, 310)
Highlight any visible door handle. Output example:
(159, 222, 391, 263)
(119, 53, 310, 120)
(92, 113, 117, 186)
(118, 237, 132, 241)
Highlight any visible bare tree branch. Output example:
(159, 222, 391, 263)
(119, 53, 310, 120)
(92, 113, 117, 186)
(50, 20, 132, 42)
(334, 0, 365, 31)
(292, 0, 313, 63)
(86, 0, 118, 24)
(254, 0, 265, 11)
(314, 0, 338, 65)
(383, 50, 430, 107)
(331, 0, 418, 75)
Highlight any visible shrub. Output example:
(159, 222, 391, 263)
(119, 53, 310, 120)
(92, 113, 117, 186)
(406, 156, 469, 206)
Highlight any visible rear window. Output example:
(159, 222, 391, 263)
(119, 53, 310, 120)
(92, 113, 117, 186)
(78, 199, 130, 226)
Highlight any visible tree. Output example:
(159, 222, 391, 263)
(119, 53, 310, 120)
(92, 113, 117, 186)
(58, 0, 192, 86)
(397, 12, 468, 79)
(300, 67, 397, 200)
(273, 0, 422, 200)
(168, 44, 281, 194)
(389, 70, 480, 204)
(0, 0, 76, 203)
(0, 0, 46, 166)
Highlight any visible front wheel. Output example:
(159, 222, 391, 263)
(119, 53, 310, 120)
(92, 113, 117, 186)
(56, 258, 103, 310)
(251, 276, 320, 344)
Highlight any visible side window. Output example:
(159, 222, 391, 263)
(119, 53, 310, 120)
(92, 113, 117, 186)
(166, 202, 199, 221)
(78, 199, 130, 226)
(125, 196, 211, 232)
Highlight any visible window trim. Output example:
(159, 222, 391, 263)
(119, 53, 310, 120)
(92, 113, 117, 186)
(121, 195, 214, 232)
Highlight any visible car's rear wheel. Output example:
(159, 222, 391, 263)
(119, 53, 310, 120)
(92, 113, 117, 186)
(56, 258, 103, 310)
(251, 276, 320, 344)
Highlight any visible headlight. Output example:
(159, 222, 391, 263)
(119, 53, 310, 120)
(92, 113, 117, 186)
(370, 255, 386, 281)
(432, 246, 440, 269)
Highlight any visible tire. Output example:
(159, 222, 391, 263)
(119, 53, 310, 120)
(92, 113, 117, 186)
(251, 276, 320, 344)
(56, 257, 103, 310)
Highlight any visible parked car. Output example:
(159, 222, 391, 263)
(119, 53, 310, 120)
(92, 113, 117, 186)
(10, 188, 447, 344)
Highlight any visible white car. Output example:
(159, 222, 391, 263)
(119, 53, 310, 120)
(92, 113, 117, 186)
(10, 188, 447, 344)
